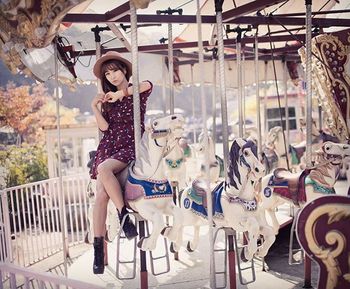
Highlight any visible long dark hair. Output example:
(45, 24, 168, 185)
(100, 60, 129, 93)
(100, 60, 129, 113)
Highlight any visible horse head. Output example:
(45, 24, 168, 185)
(196, 132, 216, 161)
(134, 114, 184, 177)
(228, 138, 265, 191)
(318, 141, 350, 165)
(266, 126, 283, 148)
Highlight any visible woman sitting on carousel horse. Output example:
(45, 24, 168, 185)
(90, 51, 153, 274)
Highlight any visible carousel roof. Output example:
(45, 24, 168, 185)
(1, 0, 349, 87)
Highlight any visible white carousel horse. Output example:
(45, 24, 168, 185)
(124, 114, 185, 251)
(263, 126, 291, 173)
(163, 129, 188, 190)
(264, 121, 340, 173)
(186, 133, 223, 184)
(259, 141, 350, 234)
(175, 138, 275, 261)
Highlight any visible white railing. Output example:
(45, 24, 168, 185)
(0, 174, 91, 267)
(0, 262, 103, 289)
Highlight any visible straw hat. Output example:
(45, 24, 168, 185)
(93, 51, 132, 80)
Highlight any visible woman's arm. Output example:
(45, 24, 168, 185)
(105, 81, 152, 103)
(91, 93, 109, 131)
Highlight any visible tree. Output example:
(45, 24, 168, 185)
(0, 82, 79, 144)
(0, 81, 80, 188)
(0, 144, 48, 188)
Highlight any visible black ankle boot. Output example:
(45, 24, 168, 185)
(93, 237, 104, 274)
(118, 206, 138, 240)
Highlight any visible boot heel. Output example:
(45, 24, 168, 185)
(93, 237, 105, 274)
(118, 207, 138, 240)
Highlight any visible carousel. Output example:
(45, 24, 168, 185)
(0, 1, 350, 289)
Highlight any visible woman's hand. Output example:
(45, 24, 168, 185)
(105, 91, 124, 103)
(91, 93, 105, 108)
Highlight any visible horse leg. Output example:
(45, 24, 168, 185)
(162, 204, 184, 251)
(255, 211, 276, 258)
(187, 225, 200, 252)
(136, 205, 165, 251)
(267, 208, 280, 235)
(242, 217, 259, 261)
(257, 225, 276, 258)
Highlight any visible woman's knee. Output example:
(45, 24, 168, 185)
(95, 186, 109, 204)
(97, 161, 112, 176)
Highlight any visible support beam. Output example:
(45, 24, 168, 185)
(105, 1, 130, 21)
(106, 23, 131, 51)
(222, 0, 286, 22)
(63, 14, 350, 28)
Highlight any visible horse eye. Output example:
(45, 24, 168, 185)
(153, 121, 158, 127)
(325, 146, 330, 150)
(244, 150, 249, 156)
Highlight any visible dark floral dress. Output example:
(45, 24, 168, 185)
(90, 81, 153, 179)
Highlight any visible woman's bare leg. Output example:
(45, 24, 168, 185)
(93, 179, 109, 237)
(96, 159, 128, 210)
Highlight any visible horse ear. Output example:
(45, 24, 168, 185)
(234, 137, 246, 148)
(246, 136, 257, 144)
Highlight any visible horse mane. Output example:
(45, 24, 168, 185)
(309, 151, 332, 185)
(228, 139, 242, 189)
(228, 139, 257, 189)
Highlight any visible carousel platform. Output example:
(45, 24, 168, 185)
(64, 180, 349, 289)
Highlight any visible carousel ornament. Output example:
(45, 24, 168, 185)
(0, 0, 85, 78)
(299, 32, 350, 142)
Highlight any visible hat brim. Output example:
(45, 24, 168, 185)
(93, 53, 132, 80)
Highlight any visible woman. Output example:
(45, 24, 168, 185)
(90, 51, 152, 274)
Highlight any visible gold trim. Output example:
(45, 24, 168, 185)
(304, 204, 350, 289)
(299, 32, 350, 141)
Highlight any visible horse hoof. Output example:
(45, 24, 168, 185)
(240, 248, 249, 263)
(137, 237, 145, 249)
(186, 241, 194, 252)
(170, 242, 177, 253)
(161, 226, 171, 237)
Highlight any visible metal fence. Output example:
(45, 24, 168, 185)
(0, 174, 90, 267)
(0, 263, 103, 289)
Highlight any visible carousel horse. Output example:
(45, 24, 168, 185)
(175, 138, 275, 261)
(259, 141, 350, 235)
(124, 114, 185, 251)
(263, 123, 336, 173)
(263, 126, 292, 173)
(163, 129, 188, 190)
(186, 133, 223, 184)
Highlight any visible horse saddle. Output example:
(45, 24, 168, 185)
(289, 144, 306, 164)
(188, 179, 209, 207)
(270, 168, 311, 205)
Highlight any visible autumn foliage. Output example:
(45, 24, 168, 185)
(0, 82, 78, 144)
(0, 82, 80, 187)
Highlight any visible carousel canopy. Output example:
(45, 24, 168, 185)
(1, 0, 349, 88)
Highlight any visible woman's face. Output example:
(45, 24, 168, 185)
(104, 68, 126, 86)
